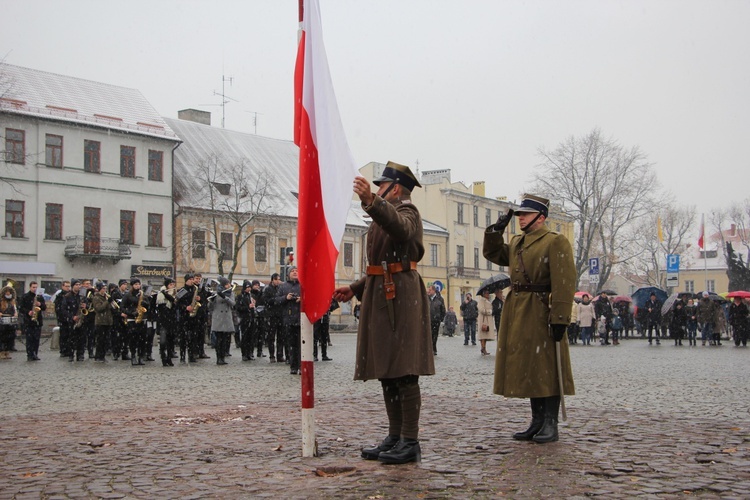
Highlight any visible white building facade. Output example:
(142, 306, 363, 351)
(1, 64, 180, 295)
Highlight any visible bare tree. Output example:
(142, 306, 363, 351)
(622, 202, 696, 289)
(533, 128, 658, 289)
(178, 153, 281, 281)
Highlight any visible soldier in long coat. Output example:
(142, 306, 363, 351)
(483, 194, 575, 443)
(334, 162, 434, 465)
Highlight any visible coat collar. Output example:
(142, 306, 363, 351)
(519, 225, 550, 248)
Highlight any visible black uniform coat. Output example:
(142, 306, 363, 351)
(483, 225, 576, 398)
(349, 196, 434, 381)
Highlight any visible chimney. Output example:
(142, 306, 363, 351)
(473, 181, 485, 197)
(178, 108, 211, 126)
(731, 223, 737, 236)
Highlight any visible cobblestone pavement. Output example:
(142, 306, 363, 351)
(1, 334, 750, 498)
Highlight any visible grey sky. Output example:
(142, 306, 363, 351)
(3, 0, 749, 217)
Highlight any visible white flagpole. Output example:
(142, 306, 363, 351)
(702, 214, 708, 291)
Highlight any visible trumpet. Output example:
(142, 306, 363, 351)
(105, 292, 120, 310)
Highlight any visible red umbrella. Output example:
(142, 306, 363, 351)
(574, 290, 590, 298)
(727, 290, 750, 298)
(613, 295, 632, 303)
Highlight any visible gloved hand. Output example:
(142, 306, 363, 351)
(490, 209, 514, 232)
(550, 324, 567, 342)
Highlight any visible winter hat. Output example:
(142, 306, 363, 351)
(118, 279, 129, 286)
(184, 273, 194, 282)
(218, 277, 230, 288)
(252, 280, 261, 287)
(130, 278, 141, 286)
(95, 282, 106, 291)
(243, 280, 252, 289)
(164, 277, 176, 287)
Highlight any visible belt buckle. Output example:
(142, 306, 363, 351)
(512, 281, 520, 293)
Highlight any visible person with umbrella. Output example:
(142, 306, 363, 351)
(476, 288, 494, 355)
(668, 298, 687, 346)
(728, 296, 749, 347)
(483, 194, 576, 443)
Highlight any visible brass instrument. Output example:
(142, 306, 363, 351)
(31, 297, 41, 324)
(105, 292, 120, 310)
(74, 299, 87, 328)
(135, 290, 147, 324)
(189, 284, 201, 317)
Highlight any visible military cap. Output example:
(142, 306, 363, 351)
(373, 161, 422, 192)
(515, 193, 549, 217)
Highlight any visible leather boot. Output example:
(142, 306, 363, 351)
(513, 398, 545, 441)
(361, 434, 399, 460)
(378, 438, 421, 464)
(532, 396, 560, 443)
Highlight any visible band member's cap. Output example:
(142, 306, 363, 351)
(118, 279, 129, 286)
(243, 280, 252, 288)
(164, 277, 175, 286)
(514, 194, 549, 217)
(373, 161, 422, 192)
(218, 277, 230, 287)
(184, 273, 194, 281)
(71, 279, 81, 286)
(95, 282, 106, 290)
(130, 278, 141, 286)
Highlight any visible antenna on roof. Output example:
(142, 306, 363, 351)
(212, 74, 238, 128)
(244, 111, 264, 135)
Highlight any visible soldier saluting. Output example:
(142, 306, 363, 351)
(483, 194, 576, 443)
(334, 161, 434, 465)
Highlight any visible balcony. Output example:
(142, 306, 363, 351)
(449, 266, 481, 279)
(64, 236, 132, 262)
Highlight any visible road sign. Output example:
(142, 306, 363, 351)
(667, 254, 680, 273)
(589, 275, 600, 284)
(432, 280, 444, 293)
(589, 257, 600, 275)
(666, 272, 679, 288)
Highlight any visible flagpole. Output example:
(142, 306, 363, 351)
(297, 0, 318, 459)
(702, 214, 708, 291)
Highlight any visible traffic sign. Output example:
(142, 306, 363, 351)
(666, 272, 679, 288)
(589, 257, 600, 275)
(589, 275, 600, 284)
(667, 254, 680, 273)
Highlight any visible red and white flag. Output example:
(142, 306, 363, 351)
(698, 214, 705, 250)
(294, 0, 358, 322)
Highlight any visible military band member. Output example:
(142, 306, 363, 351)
(66, 280, 85, 361)
(334, 162, 434, 465)
(208, 277, 236, 365)
(193, 273, 211, 359)
(483, 194, 576, 443)
(121, 278, 150, 366)
(176, 273, 201, 363)
(91, 282, 115, 362)
(54, 281, 72, 358)
(110, 279, 130, 360)
(236, 280, 256, 361)
(19, 281, 46, 361)
(80, 279, 96, 359)
(156, 278, 177, 366)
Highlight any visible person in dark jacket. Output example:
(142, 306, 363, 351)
(156, 278, 177, 366)
(236, 280, 256, 361)
(208, 277, 236, 365)
(18, 281, 46, 361)
(669, 299, 686, 346)
(313, 298, 338, 361)
(121, 278, 151, 366)
(491, 293, 503, 335)
(684, 298, 698, 346)
(274, 267, 301, 374)
(264, 273, 284, 362)
(460, 293, 479, 346)
(427, 285, 446, 355)
(91, 282, 115, 362)
(644, 293, 662, 345)
(728, 297, 749, 347)
(54, 281, 71, 358)
(697, 292, 718, 346)
(594, 292, 613, 345)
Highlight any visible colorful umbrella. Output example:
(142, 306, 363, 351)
(613, 295, 632, 303)
(726, 290, 750, 299)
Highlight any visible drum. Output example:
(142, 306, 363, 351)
(0, 316, 18, 325)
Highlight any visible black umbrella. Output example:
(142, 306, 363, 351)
(599, 289, 617, 296)
(631, 286, 668, 309)
(477, 273, 511, 296)
(695, 291, 727, 302)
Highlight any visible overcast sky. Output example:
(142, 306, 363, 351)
(3, 0, 749, 217)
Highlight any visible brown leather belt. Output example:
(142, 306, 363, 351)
(366, 261, 418, 276)
(512, 282, 551, 293)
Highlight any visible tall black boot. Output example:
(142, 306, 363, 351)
(377, 438, 421, 464)
(513, 398, 545, 440)
(532, 396, 560, 443)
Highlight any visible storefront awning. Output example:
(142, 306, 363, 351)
(0, 261, 57, 276)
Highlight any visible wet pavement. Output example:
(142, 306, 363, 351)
(1, 333, 749, 498)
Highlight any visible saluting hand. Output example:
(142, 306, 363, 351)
(353, 176, 374, 206)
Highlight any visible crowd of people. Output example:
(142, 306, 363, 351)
(0, 268, 339, 373)
(566, 291, 750, 348)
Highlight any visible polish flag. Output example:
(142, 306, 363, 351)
(294, 0, 358, 322)
(698, 214, 705, 250)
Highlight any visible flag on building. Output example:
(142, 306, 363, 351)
(657, 216, 664, 243)
(294, 0, 359, 322)
(698, 214, 705, 250)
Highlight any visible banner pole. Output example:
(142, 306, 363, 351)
(301, 313, 316, 457)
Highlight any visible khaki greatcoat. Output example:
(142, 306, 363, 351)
(350, 196, 435, 381)
(483, 225, 576, 398)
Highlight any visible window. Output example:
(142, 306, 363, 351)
(473, 206, 479, 227)
(5, 200, 24, 237)
(45, 203, 63, 240)
(700, 250, 718, 259)
(5, 129, 25, 164)
(344, 242, 354, 267)
(147, 213, 162, 247)
(474, 248, 480, 269)
(192, 230, 206, 258)
(254, 235, 267, 262)
(45, 134, 63, 168)
(83, 207, 101, 254)
(220, 232, 233, 260)
(456, 245, 464, 268)
(148, 150, 163, 181)
(212, 182, 231, 195)
(40, 280, 62, 297)
(120, 146, 136, 177)
(120, 210, 135, 245)
(510, 217, 516, 234)
(685, 280, 694, 293)
(707, 280, 715, 293)
(430, 244, 438, 267)
(457, 203, 464, 224)
(84, 140, 100, 173)
(485, 208, 492, 227)
(486, 259, 492, 271)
